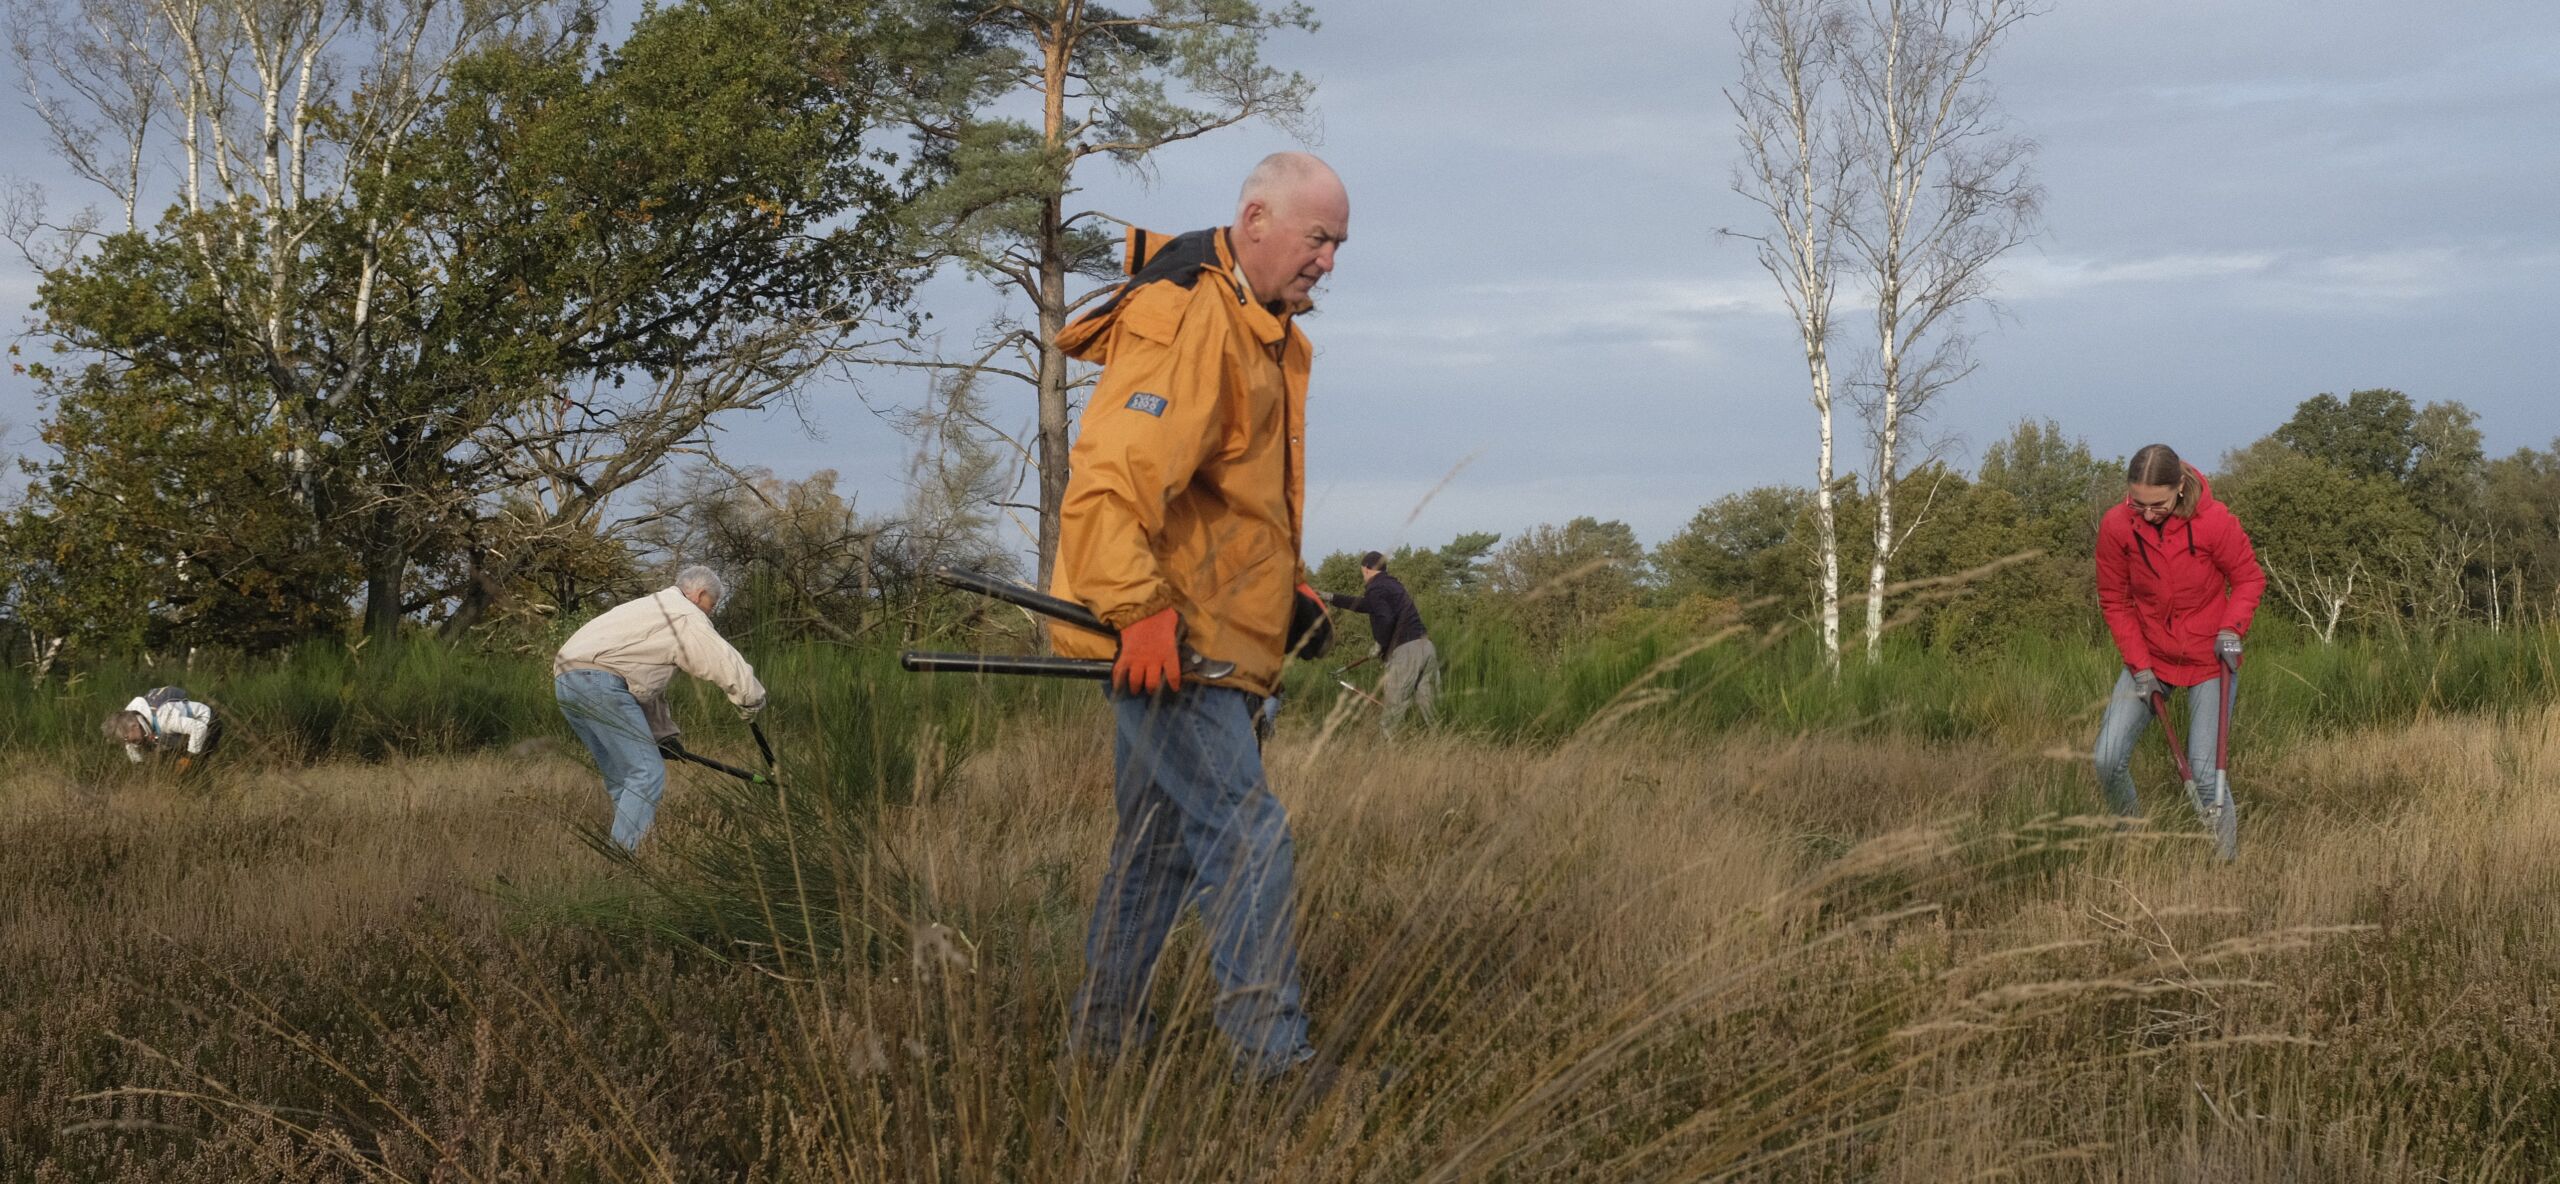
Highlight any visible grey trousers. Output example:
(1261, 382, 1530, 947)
(1380, 638, 1439, 733)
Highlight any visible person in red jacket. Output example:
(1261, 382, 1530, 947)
(2093, 443, 2266, 821)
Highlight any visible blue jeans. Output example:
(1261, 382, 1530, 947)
(2092, 668, 2235, 816)
(556, 669, 667, 850)
(1074, 685, 1316, 1078)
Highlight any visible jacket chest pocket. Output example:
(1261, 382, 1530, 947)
(2167, 540, 2223, 609)
(1243, 349, 1287, 448)
(1211, 345, 1287, 467)
(2128, 538, 2167, 600)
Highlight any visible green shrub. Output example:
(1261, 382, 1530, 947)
(1295, 617, 2560, 745)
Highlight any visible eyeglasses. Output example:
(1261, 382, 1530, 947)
(2125, 495, 2175, 514)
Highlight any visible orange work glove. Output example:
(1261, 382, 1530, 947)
(1112, 607, 1185, 696)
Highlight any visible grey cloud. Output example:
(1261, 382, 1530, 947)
(3, 0, 2553, 565)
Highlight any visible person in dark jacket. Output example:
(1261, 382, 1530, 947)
(1326, 551, 1436, 731)
(2092, 444, 2266, 846)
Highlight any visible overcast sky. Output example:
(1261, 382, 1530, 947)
(3, 0, 2554, 564)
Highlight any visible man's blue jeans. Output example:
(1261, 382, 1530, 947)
(1074, 685, 1316, 1078)
(555, 669, 667, 850)
(2093, 668, 2235, 816)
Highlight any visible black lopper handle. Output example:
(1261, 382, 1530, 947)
(899, 652, 1114, 679)
(934, 567, 1110, 634)
(918, 567, 1237, 680)
(658, 736, 770, 784)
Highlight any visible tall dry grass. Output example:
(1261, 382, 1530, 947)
(6, 699, 2557, 1180)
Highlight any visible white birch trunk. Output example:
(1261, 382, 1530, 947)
(1863, 2, 1908, 665)
(1837, 0, 2037, 664)
(1865, 386, 1896, 661)
(1733, 0, 1850, 674)
(29, 635, 64, 680)
(1799, 21, 1843, 674)
(1814, 362, 1841, 668)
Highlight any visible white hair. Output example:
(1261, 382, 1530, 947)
(1236, 151, 1339, 218)
(675, 565, 726, 607)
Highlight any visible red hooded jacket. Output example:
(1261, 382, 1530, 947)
(2095, 466, 2266, 687)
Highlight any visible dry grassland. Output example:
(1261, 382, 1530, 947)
(4, 704, 2556, 1181)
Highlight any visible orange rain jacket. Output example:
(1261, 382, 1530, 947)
(1048, 226, 1312, 696)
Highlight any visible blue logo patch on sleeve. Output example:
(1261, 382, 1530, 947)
(1125, 392, 1169, 417)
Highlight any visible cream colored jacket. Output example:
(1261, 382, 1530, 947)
(121, 695, 215, 761)
(554, 587, 766, 738)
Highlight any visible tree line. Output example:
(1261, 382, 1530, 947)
(0, 0, 1313, 664)
(4, 0, 2547, 674)
(1310, 398, 2560, 661)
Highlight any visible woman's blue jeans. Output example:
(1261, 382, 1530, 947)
(2092, 668, 2234, 816)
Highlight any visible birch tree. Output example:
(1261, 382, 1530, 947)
(1727, 0, 1852, 671)
(1836, 0, 2041, 662)
(8, 0, 572, 642)
(2217, 441, 2428, 644)
(8, 0, 944, 646)
(900, 0, 1318, 587)
(6, 0, 160, 233)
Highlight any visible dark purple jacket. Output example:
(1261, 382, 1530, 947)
(1326, 574, 1427, 658)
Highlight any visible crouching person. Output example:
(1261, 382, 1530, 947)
(553, 566, 766, 850)
(103, 685, 221, 773)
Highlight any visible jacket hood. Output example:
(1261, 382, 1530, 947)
(2109, 463, 2232, 538)
(1060, 226, 1303, 365)
(1059, 227, 1222, 363)
(2184, 463, 2221, 516)
(2120, 462, 2223, 527)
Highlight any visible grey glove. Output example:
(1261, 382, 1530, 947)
(2130, 668, 2163, 700)
(736, 699, 764, 723)
(2215, 630, 2243, 662)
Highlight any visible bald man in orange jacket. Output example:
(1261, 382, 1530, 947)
(1048, 152, 1347, 1081)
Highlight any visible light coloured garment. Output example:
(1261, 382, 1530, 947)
(122, 695, 216, 762)
(554, 587, 765, 739)
(1380, 637, 1439, 734)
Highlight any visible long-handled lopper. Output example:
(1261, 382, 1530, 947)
(659, 736, 778, 786)
(1329, 655, 1384, 708)
(900, 567, 1237, 681)
(2147, 664, 2240, 862)
(2209, 651, 2241, 860)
